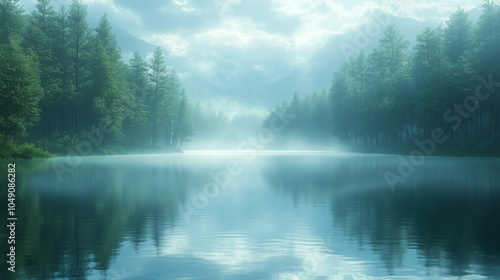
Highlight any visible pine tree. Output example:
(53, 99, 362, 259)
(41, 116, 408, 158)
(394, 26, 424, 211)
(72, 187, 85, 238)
(27, 0, 62, 138)
(0, 44, 43, 139)
(94, 14, 120, 63)
(0, 0, 24, 44)
(89, 14, 131, 143)
(68, 0, 90, 134)
(52, 5, 76, 134)
(129, 51, 148, 94)
(124, 51, 149, 144)
(443, 8, 473, 63)
(171, 91, 194, 150)
(412, 27, 450, 138)
(32, 0, 56, 34)
(369, 25, 409, 80)
(68, 0, 89, 92)
(330, 65, 353, 143)
(149, 47, 167, 146)
(476, 0, 500, 137)
(163, 70, 180, 147)
(348, 51, 368, 140)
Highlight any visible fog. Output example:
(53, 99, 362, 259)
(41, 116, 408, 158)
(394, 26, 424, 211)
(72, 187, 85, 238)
(6, 0, 496, 157)
(3, 1, 500, 280)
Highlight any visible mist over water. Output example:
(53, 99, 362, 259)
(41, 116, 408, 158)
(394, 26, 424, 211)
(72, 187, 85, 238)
(1, 153, 499, 279)
(2, 1, 500, 280)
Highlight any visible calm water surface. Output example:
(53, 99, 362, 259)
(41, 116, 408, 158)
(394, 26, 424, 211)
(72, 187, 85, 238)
(1, 152, 499, 279)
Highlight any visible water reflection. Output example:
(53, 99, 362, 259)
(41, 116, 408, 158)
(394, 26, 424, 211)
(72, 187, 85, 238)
(0, 154, 499, 279)
(263, 155, 500, 278)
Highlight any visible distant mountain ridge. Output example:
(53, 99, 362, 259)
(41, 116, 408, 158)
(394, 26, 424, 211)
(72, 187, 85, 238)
(112, 8, 481, 110)
(112, 25, 158, 62)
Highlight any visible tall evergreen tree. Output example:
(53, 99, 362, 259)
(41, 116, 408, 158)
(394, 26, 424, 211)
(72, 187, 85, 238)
(52, 5, 75, 134)
(32, 0, 55, 33)
(94, 13, 120, 62)
(162, 70, 180, 147)
(369, 25, 409, 144)
(128, 51, 148, 97)
(476, 0, 500, 137)
(89, 14, 131, 142)
(66, 0, 90, 134)
(27, 0, 62, 138)
(330, 65, 353, 143)
(412, 27, 451, 138)
(124, 51, 149, 144)
(0, 44, 43, 139)
(0, 0, 24, 44)
(369, 25, 409, 80)
(68, 0, 89, 95)
(149, 47, 167, 146)
(171, 91, 194, 150)
(348, 51, 368, 139)
(443, 8, 473, 63)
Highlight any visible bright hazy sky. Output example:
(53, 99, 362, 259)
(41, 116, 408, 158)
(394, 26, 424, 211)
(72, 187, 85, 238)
(20, 0, 480, 58)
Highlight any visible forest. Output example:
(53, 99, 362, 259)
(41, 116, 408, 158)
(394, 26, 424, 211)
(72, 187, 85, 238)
(1, 0, 500, 158)
(265, 2, 500, 156)
(0, 0, 195, 159)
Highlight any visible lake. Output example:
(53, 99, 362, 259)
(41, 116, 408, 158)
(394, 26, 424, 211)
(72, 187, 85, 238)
(1, 152, 500, 279)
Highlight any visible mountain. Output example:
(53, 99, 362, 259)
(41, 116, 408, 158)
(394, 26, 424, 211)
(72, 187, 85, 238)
(111, 11, 466, 110)
(268, 13, 430, 105)
(113, 25, 158, 62)
(19, 1, 481, 112)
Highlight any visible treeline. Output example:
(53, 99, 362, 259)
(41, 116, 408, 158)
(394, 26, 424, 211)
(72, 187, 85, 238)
(266, 2, 500, 155)
(0, 0, 193, 158)
(263, 91, 331, 148)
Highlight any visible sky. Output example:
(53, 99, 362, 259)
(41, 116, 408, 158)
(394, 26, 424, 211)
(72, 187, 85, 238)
(20, 0, 480, 59)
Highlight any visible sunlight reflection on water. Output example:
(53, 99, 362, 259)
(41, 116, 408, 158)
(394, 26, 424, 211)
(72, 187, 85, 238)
(4, 153, 500, 279)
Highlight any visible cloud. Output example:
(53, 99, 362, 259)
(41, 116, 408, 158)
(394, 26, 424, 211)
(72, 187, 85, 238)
(19, 0, 481, 63)
(148, 33, 191, 56)
(109, 0, 218, 34)
(374, 0, 479, 22)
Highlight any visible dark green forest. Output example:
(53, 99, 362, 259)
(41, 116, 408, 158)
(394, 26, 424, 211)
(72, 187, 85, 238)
(1, 0, 500, 158)
(264, 2, 500, 156)
(0, 0, 194, 158)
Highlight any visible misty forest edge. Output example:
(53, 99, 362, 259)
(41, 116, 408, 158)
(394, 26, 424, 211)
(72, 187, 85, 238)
(1, 0, 500, 159)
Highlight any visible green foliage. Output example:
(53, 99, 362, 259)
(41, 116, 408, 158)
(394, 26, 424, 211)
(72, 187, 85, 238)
(0, 137, 16, 158)
(2, 0, 499, 158)
(68, 0, 90, 93)
(263, 90, 331, 148)
(472, 134, 500, 156)
(0, 1, 194, 158)
(265, 6, 500, 156)
(444, 8, 473, 63)
(369, 25, 409, 80)
(15, 143, 51, 158)
(0, 137, 50, 159)
(0, 43, 43, 139)
(36, 131, 79, 155)
(0, 0, 24, 44)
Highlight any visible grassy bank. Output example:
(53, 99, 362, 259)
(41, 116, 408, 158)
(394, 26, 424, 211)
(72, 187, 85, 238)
(0, 138, 52, 160)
